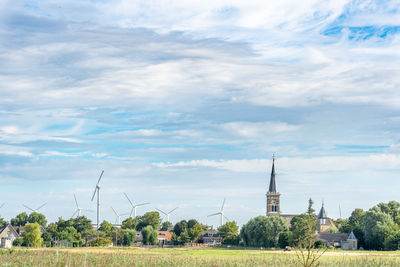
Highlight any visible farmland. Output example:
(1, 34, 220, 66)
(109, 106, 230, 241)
(1, 247, 400, 267)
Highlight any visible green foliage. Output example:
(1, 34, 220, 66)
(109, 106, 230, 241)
(307, 198, 315, 216)
(73, 216, 93, 233)
(173, 220, 188, 236)
(218, 221, 240, 245)
(141, 225, 158, 245)
(278, 231, 293, 248)
(23, 223, 43, 247)
(99, 220, 114, 237)
(121, 217, 139, 230)
(123, 229, 136, 246)
(241, 215, 289, 247)
(28, 212, 47, 227)
(111, 227, 124, 246)
(88, 237, 112, 247)
(0, 217, 6, 228)
(137, 212, 161, 231)
(188, 220, 203, 242)
(348, 208, 366, 248)
(11, 212, 28, 226)
(375, 201, 400, 225)
(334, 218, 351, 233)
(314, 240, 325, 248)
(160, 221, 173, 231)
(290, 214, 316, 246)
(12, 238, 24, 246)
(363, 209, 395, 250)
(179, 230, 190, 244)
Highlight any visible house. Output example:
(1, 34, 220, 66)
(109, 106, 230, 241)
(198, 230, 222, 244)
(315, 231, 358, 250)
(157, 231, 172, 242)
(0, 223, 20, 248)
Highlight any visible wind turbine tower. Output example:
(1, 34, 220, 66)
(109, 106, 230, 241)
(207, 198, 229, 227)
(156, 207, 178, 222)
(111, 206, 129, 225)
(91, 170, 104, 230)
(72, 193, 94, 218)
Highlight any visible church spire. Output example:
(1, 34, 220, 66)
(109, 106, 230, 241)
(268, 154, 277, 192)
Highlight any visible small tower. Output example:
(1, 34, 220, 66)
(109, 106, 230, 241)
(317, 201, 331, 233)
(266, 155, 280, 216)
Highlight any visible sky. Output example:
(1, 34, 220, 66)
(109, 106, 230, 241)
(0, 0, 400, 227)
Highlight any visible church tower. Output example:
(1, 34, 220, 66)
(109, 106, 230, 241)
(266, 155, 280, 216)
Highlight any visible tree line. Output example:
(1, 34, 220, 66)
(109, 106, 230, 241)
(2, 200, 400, 250)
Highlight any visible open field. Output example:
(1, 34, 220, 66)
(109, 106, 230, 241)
(2, 247, 400, 267)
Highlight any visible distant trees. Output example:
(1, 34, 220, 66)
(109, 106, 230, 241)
(123, 229, 136, 246)
(136, 212, 161, 231)
(121, 217, 139, 230)
(23, 223, 43, 247)
(0, 217, 6, 228)
(363, 209, 394, 250)
(218, 221, 240, 245)
(172, 219, 203, 244)
(11, 212, 28, 226)
(290, 214, 316, 246)
(141, 225, 158, 245)
(241, 216, 288, 247)
(307, 198, 315, 216)
(160, 221, 173, 231)
(28, 212, 47, 227)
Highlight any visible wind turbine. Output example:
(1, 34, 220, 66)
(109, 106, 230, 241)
(207, 198, 229, 227)
(124, 193, 149, 218)
(23, 202, 47, 213)
(91, 170, 104, 230)
(156, 207, 178, 222)
(111, 206, 129, 225)
(72, 193, 94, 218)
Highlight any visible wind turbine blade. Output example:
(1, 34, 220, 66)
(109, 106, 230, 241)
(74, 194, 79, 209)
(96, 170, 104, 187)
(120, 213, 129, 216)
(223, 215, 230, 222)
(111, 206, 118, 216)
(36, 202, 47, 211)
(124, 193, 134, 207)
(23, 204, 35, 212)
(0, 202, 5, 209)
(71, 210, 78, 218)
(207, 212, 220, 217)
(91, 187, 97, 201)
(129, 208, 133, 217)
(136, 203, 150, 207)
(220, 198, 226, 212)
(156, 208, 167, 215)
(168, 207, 178, 214)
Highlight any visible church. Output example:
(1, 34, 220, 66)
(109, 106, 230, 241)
(265, 156, 357, 250)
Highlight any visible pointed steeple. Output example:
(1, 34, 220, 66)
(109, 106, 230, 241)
(318, 201, 328, 219)
(268, 154, 277, 192)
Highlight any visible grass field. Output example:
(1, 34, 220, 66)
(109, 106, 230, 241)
(1, 247, 400, 267)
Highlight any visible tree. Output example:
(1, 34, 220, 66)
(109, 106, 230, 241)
(137, 212, 161, 231)
(121, 217, 139, 230)
(23, 223, 43, 247)
(307, 198, 315, 216)
(363, 209, 394, 250)
(141, 225, 158, 245)
(334, 218, 351, 233)
(348, 208, 366, 248)
(28, 212, 47, 227)
(0, 217, 6, 228)
(278, 231, 293, 248)
(73, 216, 92, 233)
(11, 212, 28, 226)
(241, 215, 289, 247)
(290, 214, 316, 246)
(188, 222, 203, 242)
(123, 229, 136, 246)
(375, 201, 400, 225)
(161, 221, 173, 231)
(99, 220, 114, 238)
(218, 221, 240, 245)
(173, 220, 188, 236)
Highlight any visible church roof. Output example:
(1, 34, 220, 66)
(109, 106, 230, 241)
(317, 202, 328, 219)
(268, 156, 277, 192)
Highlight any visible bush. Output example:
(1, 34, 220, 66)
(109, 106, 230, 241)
(88, 237, 113, 247)
(12, 238, 24, 247)
(278, 231, 293, 248)
(23, 223, 43, 247)
(142, 226, 158, 245)
(123, 229, 136, 246)
(314, 240, 325, 248)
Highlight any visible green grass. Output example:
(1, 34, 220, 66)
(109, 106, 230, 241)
(1, 247, 400, 266)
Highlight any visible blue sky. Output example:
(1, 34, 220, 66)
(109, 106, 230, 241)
(1, 0, 400, 227)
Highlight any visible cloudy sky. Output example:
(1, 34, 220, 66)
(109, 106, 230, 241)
(0, 0, 400, 227)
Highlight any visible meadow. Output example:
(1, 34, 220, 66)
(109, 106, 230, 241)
(1, 247, 400, 267)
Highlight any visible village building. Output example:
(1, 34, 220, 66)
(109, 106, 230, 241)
(0, 223, 20, 248)
(198, 230, 222, 245)
(266, 156, 358, 250)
